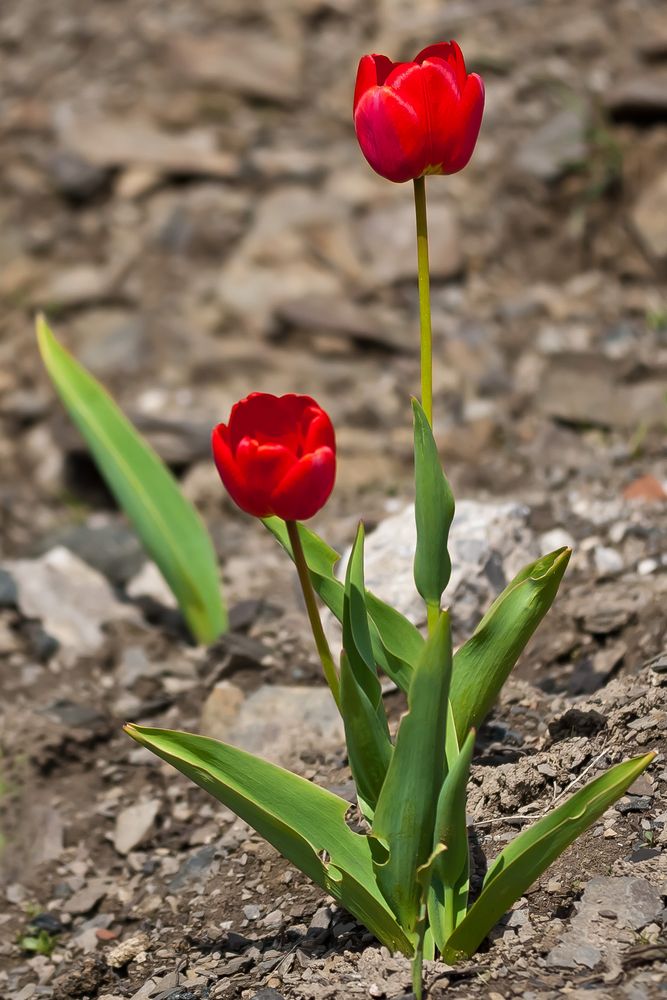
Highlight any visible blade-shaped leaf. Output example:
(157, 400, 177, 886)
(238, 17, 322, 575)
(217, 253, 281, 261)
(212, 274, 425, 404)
(37, 316, 226, 644)
(412, 398, 454, 608)
(450, 547, 570, 743)
(443, 751, 656, 962)
(343, 524, 382, 706)
(125, 724, 413, 954)
(371, 613, 452, 932)
(340, 651, 393, 817)
(428, 728, 475, 950)
(264, 516, 422, 690)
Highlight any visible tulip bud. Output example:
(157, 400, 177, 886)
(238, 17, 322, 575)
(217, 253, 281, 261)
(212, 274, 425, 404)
(353, 41, 484, 184)
(212, 392, 336, 521)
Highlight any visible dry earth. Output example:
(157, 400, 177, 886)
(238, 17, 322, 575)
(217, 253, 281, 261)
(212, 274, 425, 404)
(1, 0, 666, 998)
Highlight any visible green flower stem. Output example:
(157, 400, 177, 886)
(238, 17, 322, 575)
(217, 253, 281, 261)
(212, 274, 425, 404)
(412, 928, 425, 1000)
(413, 176, 433, 428)
(286, 519, 341, 712)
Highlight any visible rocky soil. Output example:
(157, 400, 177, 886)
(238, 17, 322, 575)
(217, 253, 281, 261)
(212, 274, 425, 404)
(1, 0, 666, 997)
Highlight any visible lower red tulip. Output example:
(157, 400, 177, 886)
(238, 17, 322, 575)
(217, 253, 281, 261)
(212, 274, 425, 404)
(353, 41, 484, 183)
(212, 393, 336, 521)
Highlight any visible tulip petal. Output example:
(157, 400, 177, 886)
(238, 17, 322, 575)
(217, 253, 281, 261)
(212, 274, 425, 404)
(229, 392, 320, 452)
(414, 40, 467, 90)
(211, 424, 269, 518)
(441, 72, 485, 174)
(354, 63, 430, 183)
(303, 409, 336, 454)
(354, 53, 395, 113)
(271, 447, 336, 521)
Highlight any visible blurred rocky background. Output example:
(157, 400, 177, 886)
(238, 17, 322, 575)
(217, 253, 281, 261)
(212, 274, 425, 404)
(1, 1, 666, 998)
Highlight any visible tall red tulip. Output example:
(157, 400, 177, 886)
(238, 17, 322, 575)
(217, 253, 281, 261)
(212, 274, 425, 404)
(212, 393, 336, 521)
(353, 41, 484, 184)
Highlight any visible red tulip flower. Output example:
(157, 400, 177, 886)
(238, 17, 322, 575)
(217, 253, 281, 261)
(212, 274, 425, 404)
(353, 41, 484, 183)
(212, 393, 336, 521)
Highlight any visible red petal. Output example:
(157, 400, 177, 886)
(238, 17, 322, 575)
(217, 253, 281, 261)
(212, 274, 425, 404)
(440, 72, 485, 174)
(414, 41, 467, 90)
(303, 408, 336, 453)
(229, 392, 320, 451)
(211, 424, 270, 517)
(270, 447, 336, 521)
(353, 53, 395, 113)
(354, 63, 430, 183)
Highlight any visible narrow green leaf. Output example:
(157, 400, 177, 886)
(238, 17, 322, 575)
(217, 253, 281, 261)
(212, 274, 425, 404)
(427, 728, 475, 950)
(371, 613, 452, 932)
(340, 651, 393, 816)
(263, 517, 422, 690)
(412, 398, 455, 607)
(343, 524, 382, 706)
(443, 751, 656, 962)
(433, 728, 475, 886)
(450, 547, 570, 743)
(37, 316, 226, 644)
(125, 724, 413, 955)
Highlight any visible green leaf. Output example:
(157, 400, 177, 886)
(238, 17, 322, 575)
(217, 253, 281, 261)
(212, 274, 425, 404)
(340, 651, 393, 817)
(264, 517, 422, 690)
(343, 524, 382, 705)
(37, 316, 226, 644)
(125, 724, 413, 955)
(427, 728, 475, 950)
(412, 398, 454, 608)
(450, 547, 570, 744)
(371, 612, 452, 932)
(443, 751, 656, 962)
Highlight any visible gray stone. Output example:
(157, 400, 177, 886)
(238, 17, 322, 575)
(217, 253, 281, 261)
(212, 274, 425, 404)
(515, 110, 587, 182)
(2, 547, 137, 661)
(356, 198, 462, 285)
(606, 72, 667, 123)
(38, 519, 145, 587)
(547, 877, 663, 970)
(200, 682, 344, 766)
(47, 151, 110, 202)
(168, 31, 302, 104)
(632, 170, 667, 263)
(55, 110, 237, 178)
(113, 799, 160, 855)
(168, 845, 218, 890)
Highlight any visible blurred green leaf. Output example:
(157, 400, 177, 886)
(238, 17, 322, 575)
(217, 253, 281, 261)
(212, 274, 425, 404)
(450, 547, 571, 744)
(125, 724, 413, 954)
(371, 612, 452, 932)
(264, 517, 421, 690)
(412, 399, 454, 609)
(443, 751, 656, 962)
(37, 316, 226, 644)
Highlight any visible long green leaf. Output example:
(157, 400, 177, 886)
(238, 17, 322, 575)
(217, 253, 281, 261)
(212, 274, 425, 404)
(428, 728, 475, 950)
(340, 651, 393, 817)
(450, 547, 570, 743)
(37, 316, 226, 644)
(371, 613, 452, 932)
(264, 517, 422, 689)
(443, 751, 656, 962)
(343, 524, 382, 706)
(125, 724, 412, 954)
(412, 399, 454, 609)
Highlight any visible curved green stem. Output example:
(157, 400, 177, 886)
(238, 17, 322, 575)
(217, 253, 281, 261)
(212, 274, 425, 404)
(286, 519, 341, 712)
(413, 176, 433, 428)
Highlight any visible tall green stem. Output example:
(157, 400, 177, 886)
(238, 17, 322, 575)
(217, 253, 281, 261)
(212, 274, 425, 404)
(286, 519, 341, 712)
(413, 176, 433, 428)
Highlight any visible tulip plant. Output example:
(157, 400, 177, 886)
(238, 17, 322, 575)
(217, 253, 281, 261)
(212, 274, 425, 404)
(124, 41, 654, 998)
